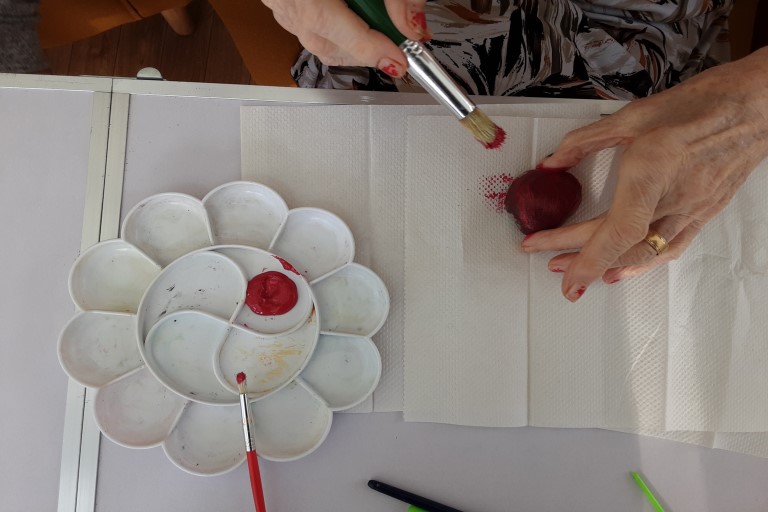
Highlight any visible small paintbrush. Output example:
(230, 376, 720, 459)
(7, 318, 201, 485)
(347, 0, 506, 149)
(237, 372, 267, 512)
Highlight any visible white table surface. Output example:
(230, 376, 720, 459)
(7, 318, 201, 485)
(0, 86, 95, 512)
(4, 78, 768, 512)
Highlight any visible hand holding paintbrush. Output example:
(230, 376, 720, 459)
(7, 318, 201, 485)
(237, 372, 267, 512)
(261, 0, 505, 149)
(346, 0, 506, 149)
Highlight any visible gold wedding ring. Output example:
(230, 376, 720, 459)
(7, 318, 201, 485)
(643, 230, 669, 256)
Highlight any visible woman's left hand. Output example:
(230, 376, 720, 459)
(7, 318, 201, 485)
(521, 47, 768, 302)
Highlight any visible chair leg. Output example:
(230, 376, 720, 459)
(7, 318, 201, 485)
(161, 4, 195, 36)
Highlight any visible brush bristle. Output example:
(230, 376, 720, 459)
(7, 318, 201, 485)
(460, 109, 506, 149)
(236, 372, 247, 394)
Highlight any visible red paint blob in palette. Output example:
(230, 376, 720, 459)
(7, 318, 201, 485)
(245, 271, 298, 316)
(273, 255, 300, 275)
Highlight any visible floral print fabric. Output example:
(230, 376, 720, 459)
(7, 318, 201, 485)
(291, 0, 732, 99)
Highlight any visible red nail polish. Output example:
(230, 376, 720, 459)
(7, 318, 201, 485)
(566, 285, 586, 302)
(550, 267, 565, 273)
(411, 11, 428, 32)
(608, 278, 621, 284)
(523, 234, 534, 243)
(380, 64, 400, 77)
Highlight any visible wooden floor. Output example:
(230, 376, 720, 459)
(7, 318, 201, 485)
(42, 0, 253, 85)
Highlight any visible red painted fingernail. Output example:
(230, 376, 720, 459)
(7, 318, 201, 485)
(550, 267, 565, 273)
(378, 59, 403, 77)
(411, 10, 428, 33)
(608, 278, 621, 284)
(565, 284, 586, 302)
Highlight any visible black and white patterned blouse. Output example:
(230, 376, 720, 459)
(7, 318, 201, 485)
(292, 0, 732, 99)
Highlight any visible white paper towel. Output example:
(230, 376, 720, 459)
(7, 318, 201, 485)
(403, 115, 534, 426)
(366, 104, 602, 412)
(241, 102, 768, 458)
(665, 169, 768, 432)
(402, 113, 768, 434)
(402, 116, 657, 427)
(242, 103, 603, 412)
(619, 430, 768, 460)
(528, 148, 669, 430)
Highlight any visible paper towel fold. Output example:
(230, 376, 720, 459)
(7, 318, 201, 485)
(403, 115, 534, 426)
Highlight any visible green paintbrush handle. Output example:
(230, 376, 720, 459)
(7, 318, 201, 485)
(347, 0, 407, 45)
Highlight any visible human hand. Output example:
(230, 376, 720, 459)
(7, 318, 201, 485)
(521, 47, 768, 302)
(261, 0, 430, 77)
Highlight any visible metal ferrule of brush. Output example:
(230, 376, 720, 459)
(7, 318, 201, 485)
(239, 393, 255, 451)
(400, 39, 476, 120)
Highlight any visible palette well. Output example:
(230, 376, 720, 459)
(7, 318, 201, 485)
(58, 181, 388, 475)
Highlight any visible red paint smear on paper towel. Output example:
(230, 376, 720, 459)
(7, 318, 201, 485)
(480, 173, 515, 212)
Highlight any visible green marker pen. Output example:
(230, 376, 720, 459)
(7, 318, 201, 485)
(631, 471, 666, 512)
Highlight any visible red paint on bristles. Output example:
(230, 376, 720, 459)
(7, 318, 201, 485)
(236, 372, 246, 385)
(483, 126, 506, 150)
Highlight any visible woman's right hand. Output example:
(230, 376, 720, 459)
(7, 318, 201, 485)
(523, 47, 768, 301)
(261, 0, 430, 78)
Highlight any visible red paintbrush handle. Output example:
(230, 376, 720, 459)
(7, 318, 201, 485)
(247, 451, 267, 512)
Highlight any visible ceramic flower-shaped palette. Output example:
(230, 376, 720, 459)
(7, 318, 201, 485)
(58, 182, 389, 475)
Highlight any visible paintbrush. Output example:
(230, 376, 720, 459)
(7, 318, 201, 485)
(237, 372, 267, 512)
(347, 0, 506, 149)
(368, 480, 464, 512)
